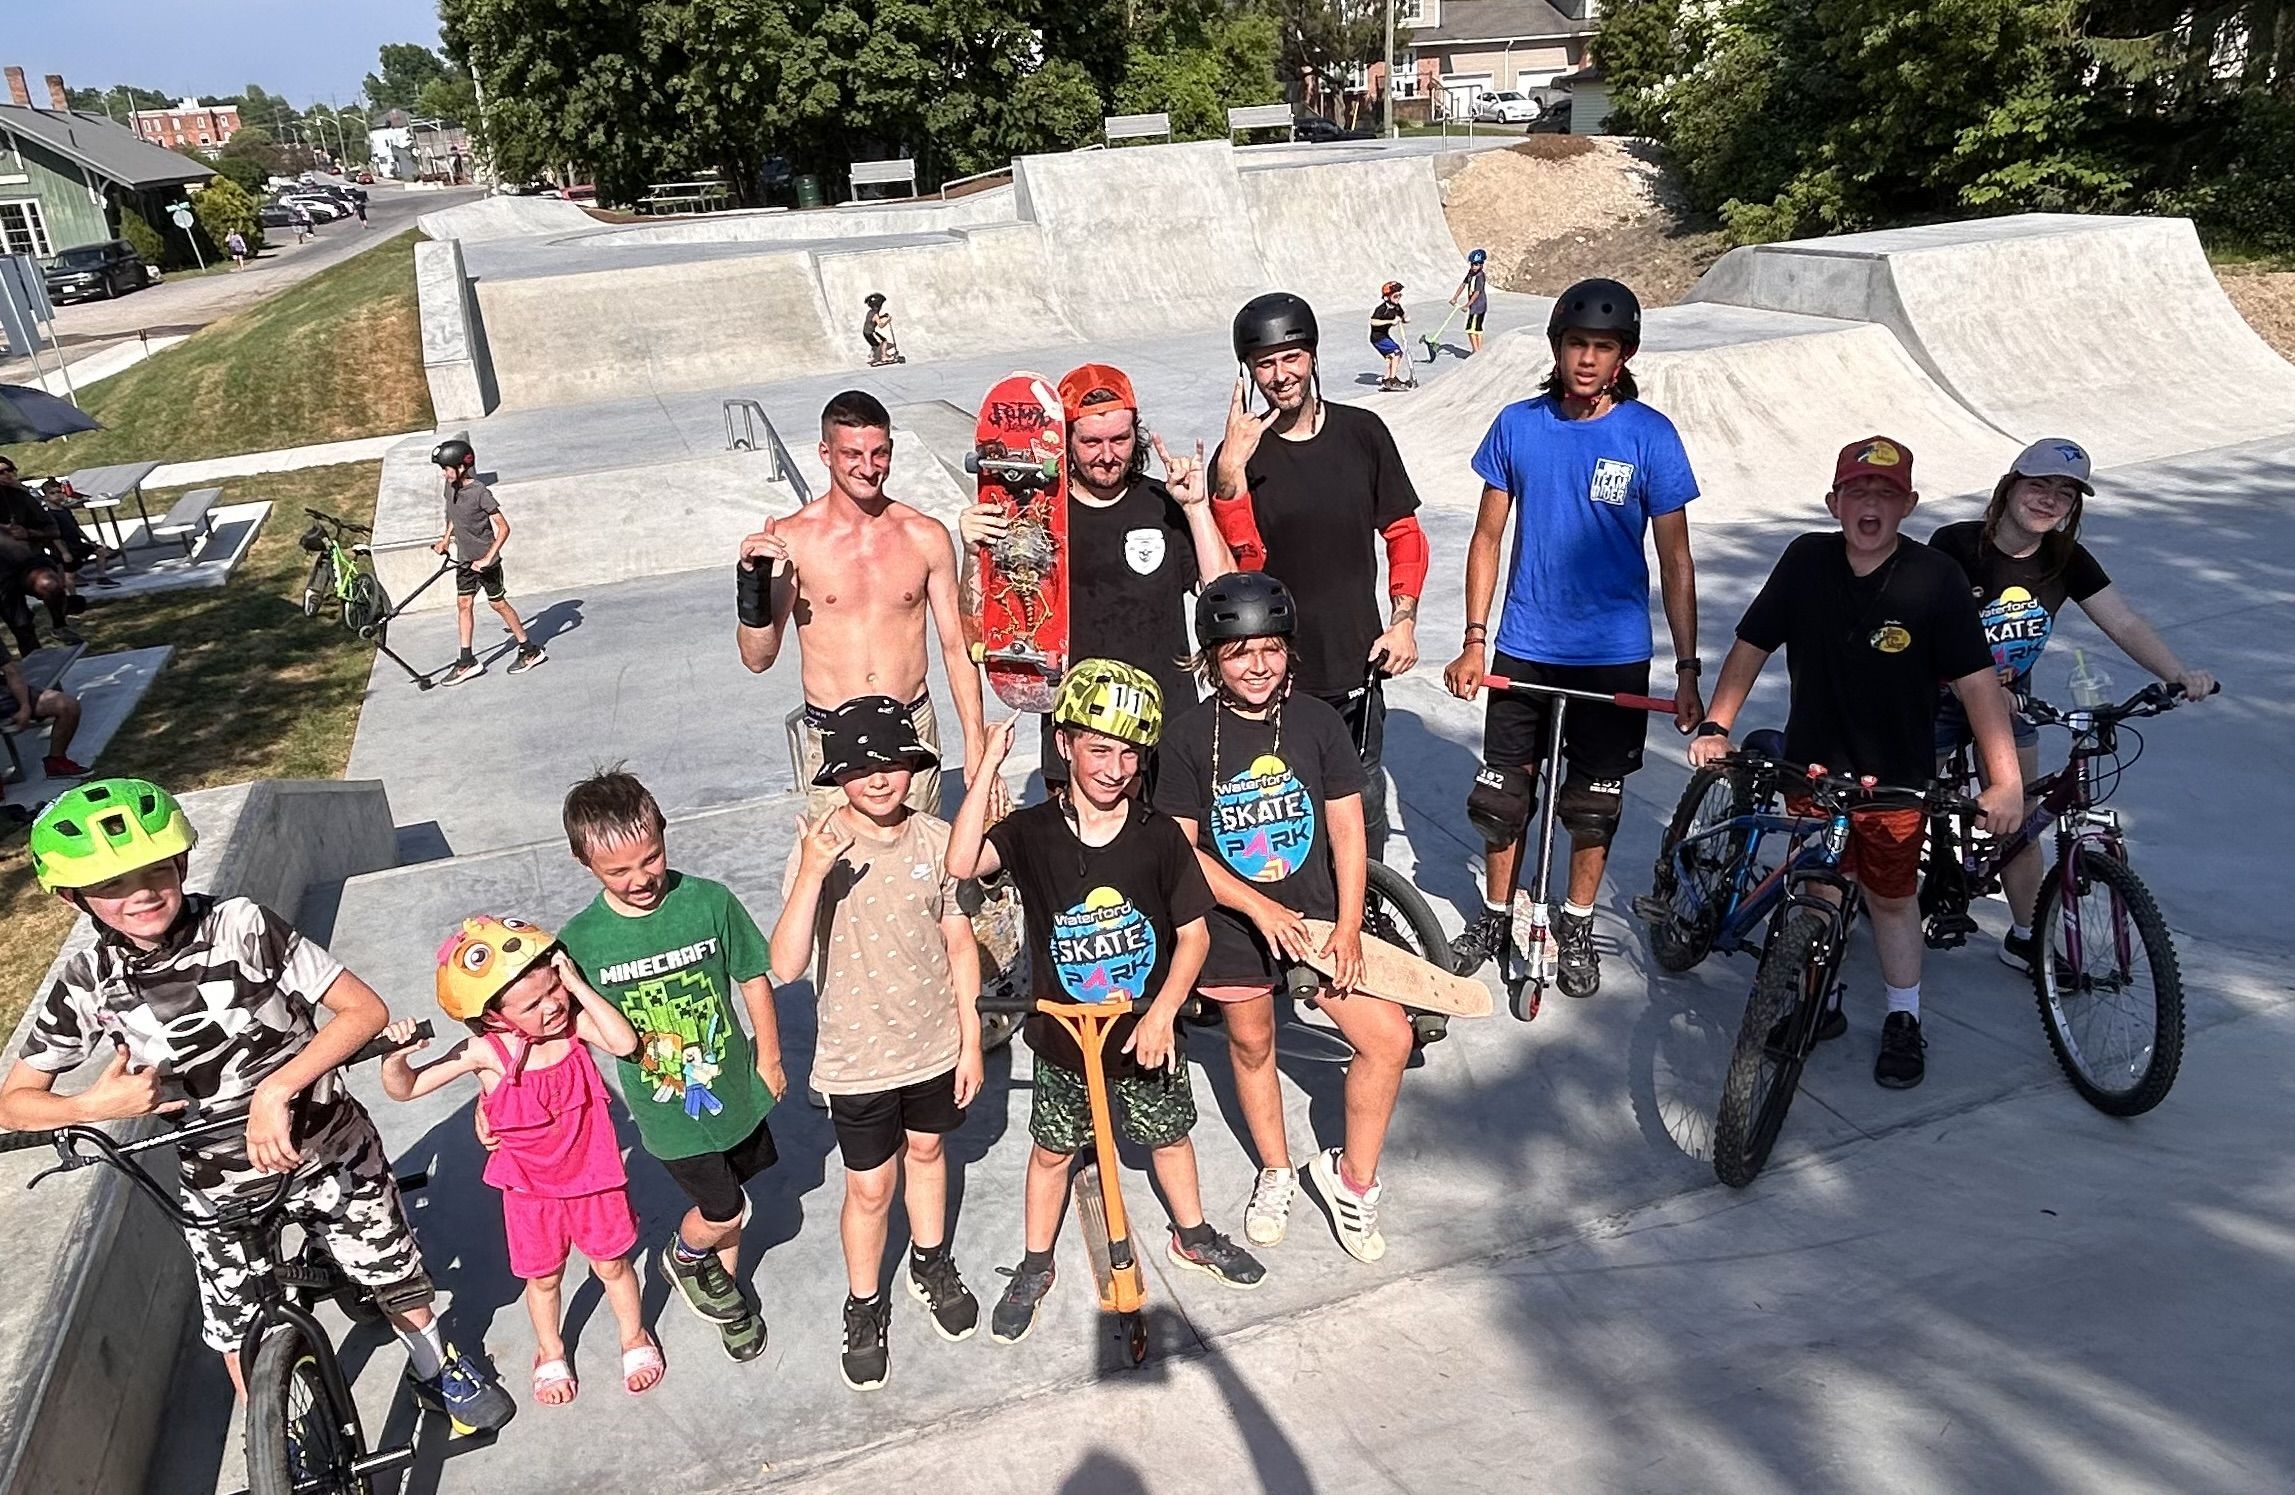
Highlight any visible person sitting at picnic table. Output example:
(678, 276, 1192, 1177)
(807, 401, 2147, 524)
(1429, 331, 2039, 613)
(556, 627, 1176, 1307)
(2, 633, 89, 780)
(32, 480, 120, 585)
(0, 469, 81, 651)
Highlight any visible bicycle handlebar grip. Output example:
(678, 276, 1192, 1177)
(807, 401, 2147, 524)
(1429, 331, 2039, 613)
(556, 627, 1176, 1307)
(0, 1128, 60, 1155)
(975, 993, 1036, 1016)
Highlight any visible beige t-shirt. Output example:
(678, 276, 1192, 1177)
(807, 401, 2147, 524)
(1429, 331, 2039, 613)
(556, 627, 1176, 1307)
(782, 810, 964, 1094)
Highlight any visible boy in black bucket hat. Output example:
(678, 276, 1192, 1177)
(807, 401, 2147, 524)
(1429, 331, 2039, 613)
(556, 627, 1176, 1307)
(769, 694, 985, 1391)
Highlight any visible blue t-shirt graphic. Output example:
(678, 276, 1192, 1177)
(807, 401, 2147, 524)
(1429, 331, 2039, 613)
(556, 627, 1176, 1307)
(1472, 394, 1699, 666)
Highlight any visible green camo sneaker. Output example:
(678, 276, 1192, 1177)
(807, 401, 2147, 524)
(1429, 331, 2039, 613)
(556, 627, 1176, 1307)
(660, 1243, 747, 1325)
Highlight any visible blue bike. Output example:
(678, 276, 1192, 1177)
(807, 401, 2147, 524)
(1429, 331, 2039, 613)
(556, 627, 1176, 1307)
(1633, 733, 1975, 1186)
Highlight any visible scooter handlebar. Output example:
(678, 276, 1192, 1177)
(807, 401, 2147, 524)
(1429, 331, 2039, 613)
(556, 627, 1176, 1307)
(1480, 674, 1677, 716)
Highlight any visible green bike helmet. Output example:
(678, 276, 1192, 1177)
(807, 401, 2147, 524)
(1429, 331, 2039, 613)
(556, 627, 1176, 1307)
(31, 778, 197, 892)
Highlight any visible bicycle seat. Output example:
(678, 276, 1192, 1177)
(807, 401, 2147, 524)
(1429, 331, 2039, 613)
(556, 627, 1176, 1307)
(1741, 728, 1788, 761)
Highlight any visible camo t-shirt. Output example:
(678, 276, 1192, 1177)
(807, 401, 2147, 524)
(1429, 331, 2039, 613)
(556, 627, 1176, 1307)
(1155, 693, 1366, 983)
(561, 872, 774, 1161)
(986, 797, 1213, 1080)
(18, 894, 354, 1190)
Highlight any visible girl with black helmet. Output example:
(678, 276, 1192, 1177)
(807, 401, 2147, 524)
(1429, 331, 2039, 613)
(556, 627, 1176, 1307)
(1215, 291, 1431, 864)
(860, 291, 903, 366)
(1440, 277, 1704, 998)
(1450, 248, 1490, 355)
(1154, 573, 1413, 1264)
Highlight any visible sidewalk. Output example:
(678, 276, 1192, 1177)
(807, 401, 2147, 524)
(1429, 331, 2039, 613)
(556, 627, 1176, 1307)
(145, 430, 426, 488)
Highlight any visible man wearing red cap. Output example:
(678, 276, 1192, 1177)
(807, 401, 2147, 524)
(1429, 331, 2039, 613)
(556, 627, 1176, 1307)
(959, 363, 1260, 791)
(1691, 436, 2023, 1089)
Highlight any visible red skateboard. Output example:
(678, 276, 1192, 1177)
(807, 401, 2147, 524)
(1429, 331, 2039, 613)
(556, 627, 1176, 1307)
(965, 373, 1068, 713)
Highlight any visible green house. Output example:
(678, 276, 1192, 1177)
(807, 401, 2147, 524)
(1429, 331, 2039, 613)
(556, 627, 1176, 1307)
(0, 95, 214, 262)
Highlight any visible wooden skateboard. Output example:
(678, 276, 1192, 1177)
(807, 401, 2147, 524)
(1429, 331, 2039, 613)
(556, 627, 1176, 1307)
(966, 373, 1068, 713)
(1293, 918, 1494, 1018)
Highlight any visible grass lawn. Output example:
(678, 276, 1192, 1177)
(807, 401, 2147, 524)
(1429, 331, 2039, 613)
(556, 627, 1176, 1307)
(0, 461, 383, 1036)
(1, 230, 431, 471)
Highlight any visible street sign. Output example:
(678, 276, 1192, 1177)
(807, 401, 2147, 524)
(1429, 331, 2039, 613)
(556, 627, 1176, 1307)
(168, 205, 195, 229)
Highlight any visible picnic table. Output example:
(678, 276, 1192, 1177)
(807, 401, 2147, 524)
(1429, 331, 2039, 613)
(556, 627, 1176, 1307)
(64, 460, 165, 554)
(1, 637, 87, 783)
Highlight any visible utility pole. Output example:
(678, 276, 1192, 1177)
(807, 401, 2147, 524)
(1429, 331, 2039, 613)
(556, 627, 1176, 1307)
(1384, 0, 1399, 139)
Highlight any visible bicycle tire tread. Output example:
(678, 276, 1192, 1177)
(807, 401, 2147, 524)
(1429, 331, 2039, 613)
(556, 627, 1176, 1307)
(245, 1321, 367, 1495)
(1651, 765, 1752, 974)
(1713, 910, 1826, 1187)
(2032, 850, 2185, 1116)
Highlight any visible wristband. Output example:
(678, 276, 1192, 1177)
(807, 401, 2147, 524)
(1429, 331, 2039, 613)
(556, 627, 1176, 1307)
(736, 560, 770, 628)
(1694, 720, 1729, 739)
(1675, 657, 1702, 676)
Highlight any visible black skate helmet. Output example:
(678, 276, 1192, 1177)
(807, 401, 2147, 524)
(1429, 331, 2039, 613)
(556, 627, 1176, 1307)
(1468, 248, 1488, 265)
(1232, 292, 1319, 362)
(1547, 278, 1641, 348)
(864, 291, 886, 308)
(1195, 571, 1297, 646)
(431, 437, 474, 470)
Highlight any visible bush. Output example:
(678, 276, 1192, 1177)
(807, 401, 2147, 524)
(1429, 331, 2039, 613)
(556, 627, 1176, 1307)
(118, 206, 169, 269)
(210, 154, 268, 198)
(192, 177, 265, 258)
(2160, 94, 2295, 257)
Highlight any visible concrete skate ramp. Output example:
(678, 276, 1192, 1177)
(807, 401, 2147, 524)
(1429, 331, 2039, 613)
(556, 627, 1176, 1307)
(1241, 153, 1461, 311)
(1013, 140, 1270, 339)
(1378, 307, 2021, 522)
(1688, 213, 2295, 467)
(813, 223, 1078, 363)
(585, 188, 1016, 246)
(417, 194, 598, 243)
(475, 249, 849, 410)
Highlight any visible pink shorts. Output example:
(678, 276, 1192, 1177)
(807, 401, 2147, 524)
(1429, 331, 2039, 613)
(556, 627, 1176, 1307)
(1198, 983, 1277, 1005)
(502, 1187, 640, 1280)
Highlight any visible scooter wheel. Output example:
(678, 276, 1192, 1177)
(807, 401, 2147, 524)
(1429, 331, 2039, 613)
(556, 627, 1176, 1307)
(1122, 1311, 1148, 1366)
(1507, 978, 1542, 1024)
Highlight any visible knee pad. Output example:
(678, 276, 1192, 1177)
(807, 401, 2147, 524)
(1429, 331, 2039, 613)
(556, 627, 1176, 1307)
(1557, 771, 1624, 851)
(1466, 764, 1532, 847)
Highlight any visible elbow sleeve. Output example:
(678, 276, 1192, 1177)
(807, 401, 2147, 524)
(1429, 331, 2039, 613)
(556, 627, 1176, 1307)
(1381, 515, 1429, 598)
(1211, 493, 1266, 572)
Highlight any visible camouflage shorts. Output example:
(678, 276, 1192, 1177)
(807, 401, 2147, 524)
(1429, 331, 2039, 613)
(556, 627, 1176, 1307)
(1028, 1058, 1196, 1153)
(186, 1110, 432, 1352)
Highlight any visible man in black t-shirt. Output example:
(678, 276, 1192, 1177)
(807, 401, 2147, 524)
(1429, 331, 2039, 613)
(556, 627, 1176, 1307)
(1215, 292, 1430, 861)
(946, 660, 1265, 1345)
(1693, 437, 2023, 1091)
(958, 363, 1261, 795)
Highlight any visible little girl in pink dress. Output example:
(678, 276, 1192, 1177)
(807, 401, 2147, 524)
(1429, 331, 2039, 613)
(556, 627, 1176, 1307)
(384, 916, 663, 1404)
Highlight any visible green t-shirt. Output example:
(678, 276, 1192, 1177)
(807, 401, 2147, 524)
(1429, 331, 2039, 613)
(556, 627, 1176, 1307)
(560, 872, 774, 1161)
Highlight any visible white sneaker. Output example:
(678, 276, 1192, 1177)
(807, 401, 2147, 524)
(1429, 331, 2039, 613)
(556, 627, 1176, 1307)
(1244, 1166, 1297, 1246)
(1307, 1148, 1385, 1263)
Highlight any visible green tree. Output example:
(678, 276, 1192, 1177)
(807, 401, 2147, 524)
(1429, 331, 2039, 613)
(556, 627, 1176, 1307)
(1266, 0, 1383, 119)
(117, 206, 169, 268)
(192, 177, 265, 257)
(414, 74, 479, 125)
(365, 43, 453, 112)
(65, 83, 174, 118)
(210, 153, 269, 195)
(1115, 8, 1283, 139)
(220, 124, 286, 177)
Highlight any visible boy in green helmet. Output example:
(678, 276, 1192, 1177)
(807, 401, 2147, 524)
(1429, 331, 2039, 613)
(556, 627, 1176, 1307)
(0, 779, 515, 1430)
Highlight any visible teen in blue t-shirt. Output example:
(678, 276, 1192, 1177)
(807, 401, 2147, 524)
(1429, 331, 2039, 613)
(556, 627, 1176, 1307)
(1440, 278, 1704, 997)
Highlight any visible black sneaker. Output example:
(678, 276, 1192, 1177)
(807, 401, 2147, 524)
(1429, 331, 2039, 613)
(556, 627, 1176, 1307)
(1998, 929, 2037, 973)
(507, 643, 547, 675)
(440, 657, 484, 687)
(989, 1259, 1056, 1345)
(1553, 909, 1600, 999)
(1875, 1011, 1927, 1089)
(720, 1306, 768, 1363)
(839, 1294, 890, 1390)
(1166, 1228, 1267, 1290)
(405, 1345, 516, 1432)
(1448, 907, 1512, 976)
(907, 1251, 980, 1341)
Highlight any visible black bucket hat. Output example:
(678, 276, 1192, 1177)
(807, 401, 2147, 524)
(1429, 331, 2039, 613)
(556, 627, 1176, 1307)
(812, 694, 938, 786)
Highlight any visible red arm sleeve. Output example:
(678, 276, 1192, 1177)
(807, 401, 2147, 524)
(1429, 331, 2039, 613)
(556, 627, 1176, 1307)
(1381, 514, 1428, 599)
(1210, 492, 1265, 572)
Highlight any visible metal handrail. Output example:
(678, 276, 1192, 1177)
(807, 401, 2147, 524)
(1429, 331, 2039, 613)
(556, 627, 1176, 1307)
(936, 165, 1014, 199)
(723, 399, 813, 504)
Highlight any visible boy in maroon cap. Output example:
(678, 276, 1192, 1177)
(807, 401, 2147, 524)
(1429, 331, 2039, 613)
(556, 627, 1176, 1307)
(1689, 437, 2023, 1089)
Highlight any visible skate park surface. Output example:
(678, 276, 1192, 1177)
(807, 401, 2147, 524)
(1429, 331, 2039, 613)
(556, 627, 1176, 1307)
(126, 137, 2295, 1491)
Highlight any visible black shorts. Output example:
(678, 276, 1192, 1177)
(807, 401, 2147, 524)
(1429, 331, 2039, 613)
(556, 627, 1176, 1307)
(1482, 653, 1651, 784)
(656, 1116, 779, 1224)
(828, 1068, 965, 1173)
(455, 561, 506, 600)
(1465, 309, 1487, 333)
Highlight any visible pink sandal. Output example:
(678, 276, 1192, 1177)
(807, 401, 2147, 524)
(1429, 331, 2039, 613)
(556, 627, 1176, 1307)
(621, 1338, 666, 1395)
(532, 1355, 578, 1406)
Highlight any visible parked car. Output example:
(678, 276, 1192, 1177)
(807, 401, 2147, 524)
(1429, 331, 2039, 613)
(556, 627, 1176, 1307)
(256, 204, 297, 230)
(1471, 90, 1543, 124)
(1293, 112, 1374, 143)
(279, 195, 346, 220)
(1526, 98, 1573, 134)
(42, 240, 150, 302)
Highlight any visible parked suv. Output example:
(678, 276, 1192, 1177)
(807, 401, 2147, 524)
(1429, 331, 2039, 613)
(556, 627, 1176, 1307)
(42, 240, 151, 302)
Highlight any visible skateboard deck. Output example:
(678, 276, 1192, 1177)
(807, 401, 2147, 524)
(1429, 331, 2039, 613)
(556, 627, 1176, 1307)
(968, 373, 1068, 713)
(1295, 918, 1494, 1018)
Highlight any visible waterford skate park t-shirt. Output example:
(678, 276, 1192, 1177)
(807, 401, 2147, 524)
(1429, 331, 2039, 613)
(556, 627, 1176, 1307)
(561, 872, 775, 1160)
(1735, 533, 1995, 790)
(986, 798, 1214, 1079)
(1928, 520, 2110, 685)
(1216, 402, 1421, 696)
(1472, 393, 1698, 666)
(1155, 694, 1366, 983)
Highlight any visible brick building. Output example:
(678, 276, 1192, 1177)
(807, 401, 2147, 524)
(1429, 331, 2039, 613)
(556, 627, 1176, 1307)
(129, 97, 241, 151)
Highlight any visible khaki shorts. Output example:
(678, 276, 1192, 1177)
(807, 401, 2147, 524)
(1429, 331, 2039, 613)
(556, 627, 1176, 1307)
(796, 691, 943, 819)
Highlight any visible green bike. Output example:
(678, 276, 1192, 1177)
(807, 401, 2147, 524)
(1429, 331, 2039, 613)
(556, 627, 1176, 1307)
(298, 508, 453, 688)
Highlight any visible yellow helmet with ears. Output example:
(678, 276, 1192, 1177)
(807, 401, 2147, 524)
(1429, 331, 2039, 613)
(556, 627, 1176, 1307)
(435, 915, 561, 1022)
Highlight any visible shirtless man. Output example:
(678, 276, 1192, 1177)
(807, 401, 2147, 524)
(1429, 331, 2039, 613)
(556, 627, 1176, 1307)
(737, 389, 985, 818)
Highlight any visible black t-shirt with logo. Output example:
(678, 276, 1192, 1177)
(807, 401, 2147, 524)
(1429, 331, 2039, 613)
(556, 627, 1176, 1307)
(1155, 694, 1367, 982)
(1215, 403, 1420, 697)
(1736, 533, 1994, 789)
(1068, 478, 1201, 718)
(1927, 520, 2110, 686)
(986, 797, 1215, 1078)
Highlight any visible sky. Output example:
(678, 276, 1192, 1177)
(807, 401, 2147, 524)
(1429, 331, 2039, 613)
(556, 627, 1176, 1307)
(4, 0, 443, 109)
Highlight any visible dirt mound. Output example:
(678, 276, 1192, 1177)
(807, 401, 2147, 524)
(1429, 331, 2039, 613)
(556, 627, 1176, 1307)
(1441, 138, 1720, 306)
(2219, 267, 2295, 362)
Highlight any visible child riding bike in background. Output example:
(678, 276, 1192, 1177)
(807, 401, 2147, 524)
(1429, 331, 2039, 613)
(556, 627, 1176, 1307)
(381, 917, 665, 1406)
